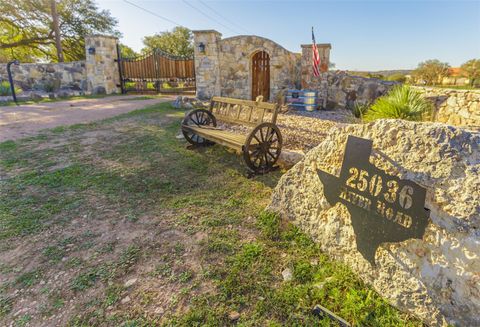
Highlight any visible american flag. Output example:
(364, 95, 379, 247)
(312, 27, 321, 77)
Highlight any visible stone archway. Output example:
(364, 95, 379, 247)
(251, 51, 270, 101)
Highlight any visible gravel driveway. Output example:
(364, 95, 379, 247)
(0, 95, 174, 142)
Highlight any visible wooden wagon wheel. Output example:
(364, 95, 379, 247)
(182, 109, 217, 146)
(243, 122, 282, 173)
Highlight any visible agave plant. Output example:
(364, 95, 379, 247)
(363, 85, 432, 122)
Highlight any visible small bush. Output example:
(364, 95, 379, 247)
(352, 102, 370, 119)
(386, 73, 407, 83)
(0, 81, 22, 96)
(363, 85, 432, 122)
(0, 81, 10, 96)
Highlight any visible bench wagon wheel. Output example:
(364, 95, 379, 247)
(182, 109, 217, 146)
(243, 122, 282, 173)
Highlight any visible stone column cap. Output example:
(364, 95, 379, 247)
(85, 34, 119, 40)
(193, 30, 222, 36)
(301, 43, 331, 49)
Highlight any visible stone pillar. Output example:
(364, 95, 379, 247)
(301, 43, 331, 88)
(193, 30, 222, 99)
(85, 35, 120, 95)
(301, 43, 332, 108)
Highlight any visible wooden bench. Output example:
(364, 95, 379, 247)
(181, 96, 283, 173)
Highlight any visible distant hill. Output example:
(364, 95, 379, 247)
(347, 70, 412, 77)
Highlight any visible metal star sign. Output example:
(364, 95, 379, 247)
(317, 136, 430, 266)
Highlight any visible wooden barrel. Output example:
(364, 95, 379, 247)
(285, 89, 317, 111)
(303, 91, 317, 111)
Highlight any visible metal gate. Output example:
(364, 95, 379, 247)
(116, 45, 195, 94)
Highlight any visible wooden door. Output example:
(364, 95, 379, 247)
(251, 51, 270, 101)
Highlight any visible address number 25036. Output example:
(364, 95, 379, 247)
(345, 167, 414, 210)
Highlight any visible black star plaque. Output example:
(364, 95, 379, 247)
(317, 136, 430, 265)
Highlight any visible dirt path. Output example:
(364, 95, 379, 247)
(0, 95, 174, 142)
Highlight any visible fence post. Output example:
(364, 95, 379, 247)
(115, 43, 125, 94)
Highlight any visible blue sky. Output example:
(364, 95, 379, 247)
(97, 0, 480, 70)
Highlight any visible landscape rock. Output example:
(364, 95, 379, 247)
(269, 119, 480, 326)
(282, 268, 293, 281)
(278, 149, 304, 168)
(93, 86, 106, 95)
(228, 311, 240, 321)
(124, 278, 137, 288)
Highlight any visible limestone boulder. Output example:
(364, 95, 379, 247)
(268, 119, 480, 326)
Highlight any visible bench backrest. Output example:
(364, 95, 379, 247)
(209, 96, 279, 127)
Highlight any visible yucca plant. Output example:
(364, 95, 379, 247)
(363, 85, 432, 122)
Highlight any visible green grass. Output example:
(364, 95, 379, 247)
(0, 102, 422, 326)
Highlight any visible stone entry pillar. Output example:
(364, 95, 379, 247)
(192, 30, 222, 99)
(300, 43, 331, 88)
(85, 35, 120, 95)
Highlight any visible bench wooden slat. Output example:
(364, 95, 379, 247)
(183, 125, 253, 151)
(211, 96, 276, 110)
(210, 96, 278, 126)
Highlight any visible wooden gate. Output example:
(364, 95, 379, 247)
(251, 51, 270, 101)
(117, 46, 195, 94)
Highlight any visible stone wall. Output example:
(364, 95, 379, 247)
(0, 61, 86, 93)
(269, 119, 480, 326)
(193, 30, 328, 101)
(0, 35, 120, 100)
(413, 86, 480, 127)
(217, 35, 301, 100)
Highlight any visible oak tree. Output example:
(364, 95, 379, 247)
(412, 59, 450, 86)
(0, 0, 119, 62)
(460, 59, 480, 87)
(142, 27, 193, 57)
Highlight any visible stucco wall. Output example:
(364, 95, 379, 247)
(0, 61, 87, 92)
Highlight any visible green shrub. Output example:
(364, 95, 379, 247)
(363, 85, 432, 122)
(352, 102, 370, 119)
(386, 73, 407, 83)
(0, 81, 22, 96)
(0, 81, 10, 96)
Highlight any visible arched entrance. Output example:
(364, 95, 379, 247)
(251, 51, 270, 101)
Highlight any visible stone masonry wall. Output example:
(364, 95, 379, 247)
(0, 61, 87, 93)
(301, 45, 398, 109)
(412, 86, 480, 127)
(217, 35, 301, 100)
(193, 30, 302, 100)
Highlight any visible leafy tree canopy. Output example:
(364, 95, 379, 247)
(142, 27, 193, 57)
(412, 59, 450, 86)
(119, 44, 138, 58)
(460, 59, 480, 86)
(0, 0, 119, 63)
